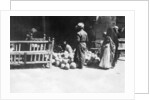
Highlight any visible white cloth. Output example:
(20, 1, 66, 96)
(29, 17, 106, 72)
(99, 36, 116, 68)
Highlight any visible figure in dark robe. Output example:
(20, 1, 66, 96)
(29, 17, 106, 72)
(99, 35, 116, 69)
(74, 22, 88, 69)
(99, 26, 119, 68)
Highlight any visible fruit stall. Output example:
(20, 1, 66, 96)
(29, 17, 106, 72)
(51, 50, 100, 70)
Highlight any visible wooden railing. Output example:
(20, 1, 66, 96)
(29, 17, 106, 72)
(10, 38, 54, 67)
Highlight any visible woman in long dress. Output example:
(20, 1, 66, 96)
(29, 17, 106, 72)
(99, 35, 116, 69)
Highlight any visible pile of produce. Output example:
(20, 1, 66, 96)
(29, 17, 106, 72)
(51, 50, 101, 69)
(52, 51, 77, 70)
(85, 50, 101, 66)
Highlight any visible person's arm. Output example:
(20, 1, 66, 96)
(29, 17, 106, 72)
(67, 45, 73, 53)
(76, 33, 80, 42)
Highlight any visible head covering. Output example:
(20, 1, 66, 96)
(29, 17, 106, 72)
(31, 28, 37, 33)
(77, 22, 84, 29)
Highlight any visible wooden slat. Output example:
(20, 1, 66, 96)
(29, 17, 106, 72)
(10, 51, 50, 55)
(34, 54, 37, 61)
(19, 43, 21, 51)
(14, 55, 16, 63)
(38, 54, 41, 61)
(24, 53, 27, 65)
(18, 44, 21, 63)
(18, 54, 21, 63)
(37, 44, 39, 51)
(30, 44, 33, 61)
(49, 38, 54, 67)
(10, 41, 49, 44)
(15, 44, 18, 51)
(40, 44, 43, 50)
(38, 44, 41, 61)
(42, 54, 45, 61)
(45, 54, 47, 61)
(30, 44, 32, 51)
(30, 55, 33, 61)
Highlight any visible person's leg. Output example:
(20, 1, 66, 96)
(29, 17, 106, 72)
(78, 55, 85, 69)
(77, 52, 83, 69)
(111, 41, 119, 68)
(80, 46, 86, 69)
(77, 46, 85, 69)
(74, 46, 81, 68)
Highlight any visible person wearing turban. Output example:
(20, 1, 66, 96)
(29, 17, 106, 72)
(74, 22, 88, 69)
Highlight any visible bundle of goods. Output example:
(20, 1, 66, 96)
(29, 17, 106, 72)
(52, 51, 77, 70)
(85, 50, 101, 66)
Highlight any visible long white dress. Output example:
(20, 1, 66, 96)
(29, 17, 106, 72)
(99, 36, 116, 69)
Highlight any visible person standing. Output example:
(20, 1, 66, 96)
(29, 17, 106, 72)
(111, 26, 119, 67)
(74, 22, 88, 69)
(99, 32, 116, 69)
(99, 25, 119, 69)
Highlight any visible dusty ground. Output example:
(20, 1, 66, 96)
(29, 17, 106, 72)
(10, 58, 125, 93)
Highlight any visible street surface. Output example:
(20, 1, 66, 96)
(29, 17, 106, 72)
(10, 58, 125, 93)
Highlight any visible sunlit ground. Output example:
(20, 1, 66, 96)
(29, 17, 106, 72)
(10, 57, 125, 93)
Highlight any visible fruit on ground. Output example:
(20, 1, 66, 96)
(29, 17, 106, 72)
(64, 63, 70, 70)
(70, 62, 77, 69)
(55, 60, 60, 67)
(60, 63, 65, 69)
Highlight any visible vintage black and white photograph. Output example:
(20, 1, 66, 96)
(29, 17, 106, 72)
(10, 16, 125, 93)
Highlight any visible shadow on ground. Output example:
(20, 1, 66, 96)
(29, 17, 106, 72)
(85, 64, 109, 70)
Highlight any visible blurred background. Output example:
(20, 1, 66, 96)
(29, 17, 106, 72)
(10, 16, 125, 48)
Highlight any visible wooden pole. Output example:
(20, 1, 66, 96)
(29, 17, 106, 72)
(42, 54, 45, 61)
(24, 53, 27, 65)
(18, 44, 21, 63)
(18, 44, 21, 51)
(46, 37, 51, 68)
(15, 44, 18, 51)
(49, 38, 55, 68)
(14, 55, 16, 63)
(30, 44, 33, 61)
(40, 43, 43, 50)
(34, 54, 37, 62)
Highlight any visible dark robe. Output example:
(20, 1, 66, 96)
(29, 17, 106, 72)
(74, 29, 88, 68)
(99, 36, 116, 68)
(105, 27, 119, 67)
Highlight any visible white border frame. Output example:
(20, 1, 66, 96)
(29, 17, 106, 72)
(0, 10, 134, 99)
(10, 0, 149, 94)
